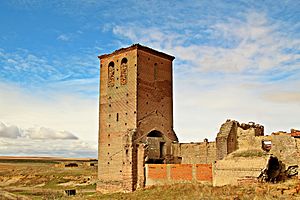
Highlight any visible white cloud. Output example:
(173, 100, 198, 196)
(57, 34, 70, 41)
(112, 11, 300, 142)
(0, 122, 21, 138)
(113, 12, 300, 74)
(26, 127, 78, 140)
(0, 120, 79, 140)
(0, 48, 99, 87)
(0, 138, 97, 158)
(0, 82, 98, 157)
(0, 82, 98, 142)
(173, 77, 300, 142)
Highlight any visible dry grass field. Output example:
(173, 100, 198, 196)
(1, 157, 300, 200)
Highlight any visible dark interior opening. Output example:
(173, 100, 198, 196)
(121, 57, 128, 64)
(146, 159, 164, 164)
(147, 130, 163, 137)
(160, 142, 165, 158)
(108, 61, 114, 67)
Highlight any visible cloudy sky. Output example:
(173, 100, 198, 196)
(0, 0, 299, 158)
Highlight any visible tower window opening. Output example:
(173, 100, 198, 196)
(116, 113, 119, 122)
(120, 58, 128, 85)
(121, 58, 128, 64)
(108, 61, 115, 87)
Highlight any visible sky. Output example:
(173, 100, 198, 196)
(0, 0, 299, 158)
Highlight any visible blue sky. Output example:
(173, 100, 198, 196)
(0, 0, 299, 158)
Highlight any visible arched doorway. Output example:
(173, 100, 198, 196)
(145, 130, 165, 164)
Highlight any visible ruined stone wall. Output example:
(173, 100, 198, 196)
(237, 134, 300, 166)
(216, 120, 264, 160)
(216, 120, 235, 160)
(214, 131, 300, 186)
(171, 141, 217, 164)
(213, 157, 268, 186)
(269, 135, 299, 165)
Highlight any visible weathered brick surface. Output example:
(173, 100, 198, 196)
(196, 164, 212, 181)
(145, 164, 213, 186)
(216, 120, 264, 160)
(148, 164, 167, 179)
(137, 143, 146, 189)
(170, 164, 193, 180)
(171, 141, 217, 164)
(98, 44, 178, 192)
(213, 157, 267, 186)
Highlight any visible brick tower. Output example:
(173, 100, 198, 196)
(97, 44, 178, 193)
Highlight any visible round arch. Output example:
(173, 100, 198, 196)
(147, 130, 163, 138)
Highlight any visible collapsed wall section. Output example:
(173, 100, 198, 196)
(216, 120, 264, 160)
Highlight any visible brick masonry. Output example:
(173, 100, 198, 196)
(97, 44, 178, 193)
(145, 164, 213, 186)
(171, 141, 217, 164)
(97, 45, 300, 192)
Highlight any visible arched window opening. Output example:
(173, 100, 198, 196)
(108, 61, 115, 87)
(147, 130, 163, 137)
(120, 57, 128, 85)
(146, 130, 165, 164)
(121, 58, 128, 64)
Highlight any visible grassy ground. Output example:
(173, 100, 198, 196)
(1, 159, 300, 200)
(84, 180, 300, 200)
(0, 159, 97, 199)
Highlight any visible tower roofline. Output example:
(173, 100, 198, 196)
(98, 44, 175, 61)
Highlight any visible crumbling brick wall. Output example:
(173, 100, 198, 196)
(216, 120, 236, 160)
(213, 157, 267, 186)
(216, 120, 264, 160)
(171, 140, 217, 164)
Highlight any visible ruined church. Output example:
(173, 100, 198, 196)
(97, 44, 300, 193)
